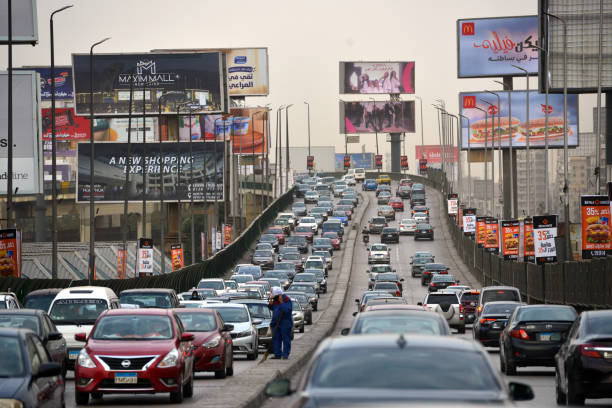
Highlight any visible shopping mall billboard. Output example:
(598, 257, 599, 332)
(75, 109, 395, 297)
(339, 62, 415, 94)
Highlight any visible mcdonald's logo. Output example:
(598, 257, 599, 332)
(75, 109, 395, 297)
(462, 22, 475, 36)
(463, 95, 476, 109)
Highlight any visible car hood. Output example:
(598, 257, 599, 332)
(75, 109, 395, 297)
(228, 322, 253, 333)
(86, 338, 177, 356)
(370, 251, 389, 256)
(191, 331, 221, 346)
(56, 323, 95, 348)
(0, 378, 27, 399)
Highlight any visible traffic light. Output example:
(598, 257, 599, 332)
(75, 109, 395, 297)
(375, 155, 383, 169)
(419, 158, 427, 175)
(307, 155, 314, 170)
(343, 155, 351, 169)
(400, 155, 408, 169)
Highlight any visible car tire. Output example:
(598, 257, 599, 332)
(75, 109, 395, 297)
(226, 358, 234, 377)
(457, 325, 466, 334)
(566, 374, 585, 405)
(75, 391, 89, 406)
(170, 374, 184, 403)
(505, 354, 517, 376)
(183, 373, 194, 398)
(91, 392, 103, 400)
(555, 369, 566, 405)
(299, 324, 305, 333)
(499, 351, 506, 373)
(215, 367, 227, 379)
(246, 342, 259, 361)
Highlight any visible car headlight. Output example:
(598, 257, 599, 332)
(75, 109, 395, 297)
(237, 330, 252, 338)
(157, 348, 179, 368)
(77, 349, 96, 368)
(203, 336, 221, 349)
(0, 400, 23, 408)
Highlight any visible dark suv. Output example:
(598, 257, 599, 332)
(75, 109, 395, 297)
(460, 290, 480, 323)
(380, 227, 399, 244)
(421, 263, 449, 286)
(367, 217, 387, 234)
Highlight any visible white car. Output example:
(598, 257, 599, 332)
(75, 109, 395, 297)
(367, 243, 391, 264)
(414, 212, 429, 223)
(0, 293, 20, 309)
(399, 218, 417, 235)
(304, 191, 319, 204)
(332, 182, 347, 197)
(299, 216, 319, 233)
(354, 168, 366, 182)
(342, 175, 356, 186)
(419, 291, 465, 334)
(204, 303, 260, 360)
(197, 278, 228, 295)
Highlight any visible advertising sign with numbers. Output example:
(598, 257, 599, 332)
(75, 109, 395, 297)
(581, 195, 612, 259)
(463, 208, 477, 236)
(533, 215, 558, 264)
(476, 216, 486, 247)
(484, 218, 499, 254)
(523, 217, 535, 263)
(501, 220, 520, 260)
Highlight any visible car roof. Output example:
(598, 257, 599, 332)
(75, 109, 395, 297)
(204, 303, 248, 309)
(175, 308, 217, 314)
(0, 327, 31, 338)
(55, 286, 117, 299)
(120, 288, 176, 294)
(366, 305, 426, 312)
(102, 308, 173, 316)
(25, 288, 63, 297)
(231, 299, 269, 305)
(323, 334, 480, 352)
(0, 309, 44, 316)
(481, 286, 519, 291)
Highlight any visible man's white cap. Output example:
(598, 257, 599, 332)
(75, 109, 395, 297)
(271, 287, 283, 297)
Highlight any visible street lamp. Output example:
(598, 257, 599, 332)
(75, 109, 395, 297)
(252, 109, 267, 217)
(368, 97, 379, 172)
(472, 106, 489, 215)
(304, 101, 311, 157)
(276, 106, 286, 196)
(415, 96, 425, 159)
(459, 114, 471, 206)
(480, 99, 495, 216)
(432, 104, 446, 195)
(285, 104, 293, 191)
(88, 36, 110, 284)
(485, 90, 502, 217)
(512, 64, 531, 216)
(50, 4, 73, 279)
(494, 80, 515, 218)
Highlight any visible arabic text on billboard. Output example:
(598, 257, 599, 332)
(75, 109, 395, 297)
(415, 145, 458, 163)
(339, 62, 415, 94)
(16, 66, 73, 100)
(340, 101, 415, 134)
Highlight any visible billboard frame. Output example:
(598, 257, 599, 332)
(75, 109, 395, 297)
(0, 0, 38, 45)
(339, 100, 416, 134)
(338, 61, 415, 94)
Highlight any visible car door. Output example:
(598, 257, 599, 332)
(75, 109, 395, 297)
(32, 335, 64, 408)
(557, 317, 581, 389)
(43, 315, 66, 366)
(26, 335, 56, 408)
(174, 315, 193, 382)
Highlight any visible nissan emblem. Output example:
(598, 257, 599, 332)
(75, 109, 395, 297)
(121, 359, 131, 368)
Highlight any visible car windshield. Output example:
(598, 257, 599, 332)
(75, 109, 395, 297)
(232, 274, 254, 283)
(309, 346, 498, 391)
(461, 292, 480, 302)
(382, 228, 397, 233)
(516, 306, 576, 322)
(24, 294, 57, 311)
(372, 218, 386, 224)
(256, 244, 273, 250)
(120, 293, 173, 308)
(176, 312, 217, 332)
(377, 273, 398, 280)
(288, 294, 308, 304)
(275, 219, 288, 225)
(276, 263, 295, 271)
(586, 315, 612, 335)
(283, 253, 301, 260)
(353, 315, 444, 335)
(414, 213, 426, 217)
(265, 271, 288, 279)
(197, 281, 225, 290)
(371, 265, 391, 272)
(483, 303, 520, 315)
(49, 298, 108, 325)
(332, 212, 345, 217)
(432, 275, 455, 282)
(371, 244, 388, 251)
(301, 218, 316, 224)
(260, 235, 276, 242)
(92, 315, 174, 340)
(482, 290, 520, 303)
(225, 281, 238, 290)
(314, 239, 331, 245)
(296, 226, 312, 233)
(254, 251, 271, 258)
(211, 307, 250, 323)
(313, 251, 330, 258)
(426, 294, 458, 304)
(0, 336, 25, 376)
(290, 285, 314, 294)
(288, 237, 306, 244)
(242, 303, 272, 319)
(236, 265, 261, 274)
(417, 224, 432, 230)
(374, 283, 397, 289)
(294, 274, 315, 282)
(0, 315, 41, 336)
(425, 264, 446, 270)
(305, 260, 324, 269)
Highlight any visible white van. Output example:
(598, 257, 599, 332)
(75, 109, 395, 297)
(48, 286, 119, 369)
(354, 168, 366, 182)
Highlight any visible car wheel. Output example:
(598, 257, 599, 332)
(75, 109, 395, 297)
(299, 324, 305, 333)
(91, 392, 103, 400)
(226, 357, 234, 377)
(307, 316, 313, 325)
(214, 367, 227, 379)
(499, 350, 506, 373)
(505, 354, 517, 376)
(75, 391, 89, 406)
(457, 325, 465, 334)
(555, 369, 566, 405)
(246, 342, 259, 360)
(183, 372, 194, 397)
(169, 374, 184, 403)
(566, 374, 585, 405)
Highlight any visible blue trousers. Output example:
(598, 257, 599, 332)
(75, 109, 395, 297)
(273, 325, 292, 357)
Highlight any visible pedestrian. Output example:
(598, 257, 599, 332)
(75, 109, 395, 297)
(268, 287, 293, 360)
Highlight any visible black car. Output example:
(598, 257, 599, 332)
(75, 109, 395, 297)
(410, 257, 433, 277)
(367, 217, 387, 234)
(119, 288, 182, 308)
(0, 328, 65, 408)
(500, 304, 577, 375)
(411, 193, 426, 207)
(555, 310, 612, 405)
(375, 185, 391, 197)
(380, 227, 400, 244)
(294, 184, 310, 198)
(421, 263, 449, 286)
(414, 223, 434, 240)
(397, 185, 411, 199)
(259, 234, 280, 251)
(23, 288, 62, 312)
(0, 310, 67, 377)
(286, 236, 308, 253)
(428, 274, 458, 292)
(473, 302, 522, 347)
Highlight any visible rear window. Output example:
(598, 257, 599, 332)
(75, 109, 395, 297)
(382, 228, 397, 233)
(432, 275, 455, 282)
(515, 306, 576, 322)
(372, 218, 386, 224)
(586, 315, 612, 336)
(417, 224, 432, 230)
(460, 292, 480, 302)
(482, 303, 520, 315)
(425, 263, 445, 270)
(482, 289, 520, 304)
(426, 294, 459, 304)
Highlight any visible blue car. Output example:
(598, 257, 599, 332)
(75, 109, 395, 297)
(331, 213, 349, 226)
(363, 179, 377, 191)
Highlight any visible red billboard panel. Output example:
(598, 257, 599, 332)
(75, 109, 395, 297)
(415, 145, 458, 163)
(41, 108, 90, 140)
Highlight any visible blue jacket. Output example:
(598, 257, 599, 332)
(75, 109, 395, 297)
(269, 295, 293, 329)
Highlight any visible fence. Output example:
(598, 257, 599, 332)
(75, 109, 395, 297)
(1, 188, 295, 302)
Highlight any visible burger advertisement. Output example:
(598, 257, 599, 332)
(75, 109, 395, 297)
(581, 195, 612, 259)
(476, 216, 486, 247)
(523, 218, 535, 262)
(501, 220, 520, 260)
(463, 208, 477, 236)
(171, 244, 184, 271)
(447, 193, 458, 216)
(533, 215, 558, 264)
(459, 91, 578, 150)
(484, 217, 499, 254)
(0, 229, 21, 278)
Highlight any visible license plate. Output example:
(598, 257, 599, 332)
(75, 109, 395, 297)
(539, 332, 560, 341)
(604, 352, 612, 359)
(68, 350, 80, 360)
(492, 323, 502, 329)
(114, 373, 138, 384)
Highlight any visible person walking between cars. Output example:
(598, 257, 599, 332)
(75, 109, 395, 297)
(268, 287, 293, 360)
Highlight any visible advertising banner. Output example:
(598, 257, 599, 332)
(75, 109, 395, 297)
(136, 238, 154, 276)
(202, 108, 269, 154)
(340, 101, 415, 134)
(459, 90, 579, 150)
(16, 66, 73, 100)
(484, 217, 499, 253)
(76, 141, 224, 202)
(72, 52, 226, 116)
(171, 243, 184, 271)
(419, 158, 427, 175)
(223, 225, 232, 246)
(501, 220, 520, 260)
(581, 195, 612, 259)
(94, 117, 159, 142)
(533, 215, 558, 264)
(448, 194, 458, 215)
(463, 208, 477, 236)
(201, 231, 207, 261)
(0, 71, 41, 195)
(458, 206, 464, 228)
(0, 229, 21, 278)
(339, 61, 415, 94)
(415, 145, 458, 163)
(335, 153, 374, 170)
(116, 249, 127, 279)
(476, 216, 486, 247)
(457, 16, 538, 78)
(42, 108, 90, 141)
(523, 217, 535, 262)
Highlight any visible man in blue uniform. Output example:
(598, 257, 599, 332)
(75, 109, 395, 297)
(268, 287, 293, 359)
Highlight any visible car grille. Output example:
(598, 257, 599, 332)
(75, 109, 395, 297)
(97, 356, 157, 371)
(99, 378, 152, 389)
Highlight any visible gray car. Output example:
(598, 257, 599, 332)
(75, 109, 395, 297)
(231, 299, 273, 348)
(284, 292, 313, 325)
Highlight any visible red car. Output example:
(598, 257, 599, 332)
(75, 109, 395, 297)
(389, 197, 404, 212)
(175, 309, 234, 378)
(294, 225, 314, 243)
(322, 231, 341, 249)
(265, 227, 286, 244)
(74, 309, 194, 405)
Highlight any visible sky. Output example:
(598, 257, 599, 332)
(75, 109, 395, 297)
(0, 0, 599, 174)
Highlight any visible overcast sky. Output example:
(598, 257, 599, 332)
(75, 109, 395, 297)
(1, 0, 599, 173)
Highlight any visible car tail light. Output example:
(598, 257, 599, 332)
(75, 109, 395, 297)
(430, 283, 435, 287)
(424, 271, 431, 275)
(459, 304, 463, 313)
(580, 345, 605, 358)
(510, 329, 530, 340)
(441, 271, 448, 274)
(477, 305, 483, 314)
(395, 291, 401, 296)
(480, 318, 496, 325)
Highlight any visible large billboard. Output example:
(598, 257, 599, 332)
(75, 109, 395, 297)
(457, 16, 538, 78)
(42, 108, 90, 140)
(72, 52, 227, 116)
(334, 153, 374, 170)
(581, 195, 612, 259)
(339, 62, 415, 94)
(459, 90, 579, 149)
(0, 0, 38, 44)
(0, 71, 41, 195)
(76, 141, 224, 203)
(16, 66, 73, 100)
(415, 145, 458, 163)
(199, 108, 269, 154)
(340, 101, 415, 134)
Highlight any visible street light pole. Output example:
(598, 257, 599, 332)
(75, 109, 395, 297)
(512, 65, 530, 216)
(474, 106, 489, 215)
(369, 97, 379, 173)
(416, 96, 424, 158)
(459, 114, 471, 206)
(50, 4, 73, 279)
(494, 80, 515, 218)
(157, 94, 167, 274)
(486, 90, 501, 217)
(304, 101, 311, 157)
(141, 81, 148, 238)
(285, 104, 293, 191)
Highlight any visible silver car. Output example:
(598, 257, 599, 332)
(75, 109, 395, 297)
(419, 291, 465, 334)
(292, 301, 305, 333)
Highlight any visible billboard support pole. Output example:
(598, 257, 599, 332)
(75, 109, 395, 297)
(416, 96, 424, 159)
(368, 98, 379, 173)
(474, 106, 488, 215)
(459, 114, 471, 206)
(6, 0, 12, 229)
(596, 0, 604, 194)
(188, 108, 195, 264)
(495, 78, 516, 219)
(251, 110, 256, 219)
(481, 99, 495, 216)
(157, 93, 166, 274)
(433, 105, 444, 194)
(141, 81, 147, 238)
(213, 114, 219, 237)
(122, 73, 134, 277)
(486, 90, 501, 217)
(513, 65, 530, 217)
(285, 105, 293, 191)
(176, 104, 186, 248)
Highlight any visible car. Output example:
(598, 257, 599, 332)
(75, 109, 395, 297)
(373, 282, 401, 297)
(414, 223, 434, 240)
(287, 284, 318, 311)
(251, 250, 276, 269)
(380, 227, 400, 244)
(366, 217, 387, 234)
(308, 268, 327, 293)
(273, 218, 292, 235)
(413, 212, 429, 223)
(303, 257, 327, 274)
(375, 184, 391, 196)
(285, 292, 313, 325)
(411, 251, 435, 262)
(353, 168, 365, 182)
(298, 217, 318, 234)
(332, 182, 347, 197)
(330, 211, 349, 226)
(312, 250, 333, 270)
(321, 232, 341, 250)
(264, 335, 534, 405)
(377, 205, 395, 220)
(274, 262, 298, 279)
(420, 263, 449, 286)
(362, 297, 407, 309)
(410, 192, 426, 207)
(263, 271, 291, 290)
(460, 290, 481, 323)
(246, 281, 273, 298)
(419, 291, 465, 333)
(304, 191, 319, 204)
(0, 293, 20, 309)
(341, 310, 451, 336)
(277, 213, 297, 230)
(368, 243, 391, 264)
(23, 288, 62, 311)
(291, 202, 307, 217)
(322, 219, 344, 238)
(294, 225, 315, 242)
(74, 308, 194, 404)
(0, 328, 65, 408)
(286, 235, 309, 253)
(500, 304, 577, 375)
(255, 242, 275, 254)
(258, 234, 280, 251)
(377, 191, 391, 205)
(174, 308, 233, 378)
(376, 174, 391, 184)
(389, 197, 404, 212)
(399, 178, 413, 187)
(337, 198, 356, 209)
(266, 227, 286, 244)
(355, 291, 394, 313)
(310, 207, 329, 222)
(473, 301, 522, 348)
(373, 272, 404, 293)
(397, 184, 411, 198)
(277, 252, 304, 272)
(399, 218, 417, 235)
(314, 184, 331, 197)
(231, 299, 273, 349)
(204, 303, 260, 360)
(410, 257, 432, 277)
(365, 304, 426, 313)
(119, 288, 182, 308)
(366, 264, 396, 287)
(335, 204, 353, 220)
(292, 273, 321, 294)
(363, 179, 377, 191)
(478, 286, 522, 316)
(233, 264, 263, 279)
(412, 205, 430, 216)
(224, 280, 238, 292)
(428, 274, 458, 293)
(0, 309, 67, 377)
(555, 310, 612, 405)
(444, 285, 471, 297)
(179, 288, 218, 301)
(316, 202, 334, 216)
(196, 279, 228, 296)
(291, 301, 306, 333)
(342, 193, 359, 206)
(342, 174, 356, 186)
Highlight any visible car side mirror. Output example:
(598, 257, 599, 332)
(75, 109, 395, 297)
(457, 280, 461, 284)
(74, 332, 87, 342)
(264, 378, 293, 398)
(417, 302, 423, 306)
(509, 382, 534, 401)
(181, 333, 195, 342)
(35, 362, 62, 379)
(340, 328, 350, 336)
(366, 247, 370, 251)
(352, 311, 358, 317)
(222, 324, 234, 332)
(400, 278, 405, 282)
(46, 331, 63, 342)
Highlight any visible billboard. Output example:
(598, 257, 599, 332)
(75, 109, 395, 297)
(501, 220, 520, 260)
(0, 229, 21, 278)
(93, 117, 159, 142)
(340, 101, 415, 134)
(581, 195, 612, 259)
(42, 108, 90, 141)
(334, 153, 374, 170)
(484, 217, 499, 254)
(17, 66, 73, 100)
(533, 215, 558, 264)
(459, 90, 579, 150)
(457, 16, 538, 78)
(72, 52, 226, 116)
(0, 0, 38, 44)
(415, 145, 458, 163)
(476, 216, 486, 247)
(462, 208, 477, 235)
(171, 244, 184, 271)
(0, 71, 41, 195)
(76, 141, 224, 203)
(201, 108, 269, 154)
(339, 62, 415, 94)
(137, 238, 154, 276)
(523, 217, 535, 262)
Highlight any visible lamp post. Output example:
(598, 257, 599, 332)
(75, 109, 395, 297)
(481, 99, 496, 216)
(121, 73, 135, 277)
(415, 96, 425, 159)
(473, 106, 489, 215)
(494, 80, 515, 218)
(88, 37, 110, 284)
(459, 114, 471, 206)
(50, 4, 73, 279)
(339, 99, 348, 155)
(188, 104, 197, 265)
(304, 101, 311, 157)
(275, 106, 285, 197)
(285, 104, 293, 191)
(156, 93, 169, 274)
(252, 109, 267, 218)
(140, 81, 148, 238)
(259, 105, 270, 213)
(432, 104, 445, 195)
(435, 98, 447, 189)
(175, 102, 190, 247)
(512, 65, 531, 216)
(368, 97, 379, 173)
(485, 90, 502, 217)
